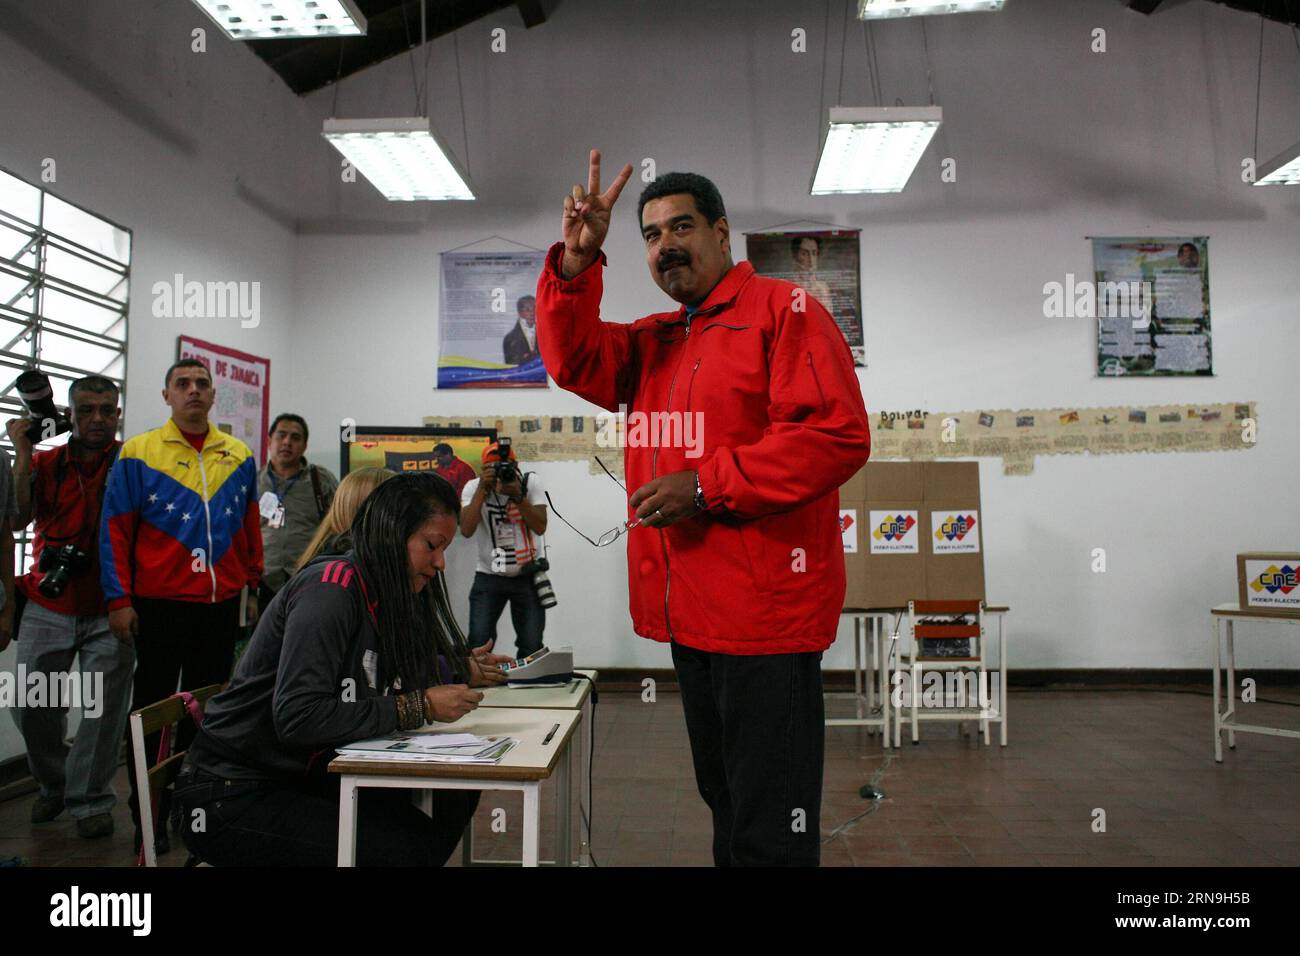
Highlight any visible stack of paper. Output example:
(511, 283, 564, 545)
(338, 732, 518, 764)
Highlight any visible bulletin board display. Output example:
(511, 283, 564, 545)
(176, 335, 270, 462)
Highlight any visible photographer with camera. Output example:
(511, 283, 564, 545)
(458, 440, 551, 657)
(5, 374, 133, 840)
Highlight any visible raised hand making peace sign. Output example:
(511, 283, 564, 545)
(561, 149, 634, 280)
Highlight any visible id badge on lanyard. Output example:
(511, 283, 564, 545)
(258, 490, 285, 529)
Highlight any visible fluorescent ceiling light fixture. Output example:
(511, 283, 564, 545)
(323, 117, 475, 201)
(1253, 139, 1300, 186)
(811, 106, 942, 195)
(191, 0, 366, 40)
(858, 0, 1005, 17)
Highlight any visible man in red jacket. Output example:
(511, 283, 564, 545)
(537, 151, 870, 866)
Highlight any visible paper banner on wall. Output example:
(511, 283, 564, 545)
(177, 335, 270, 461)
(428, 401, 1256, 479)
(871, 401, 1256, 475)
(422, 414, 620, 473)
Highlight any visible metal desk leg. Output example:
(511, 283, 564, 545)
(580, 696, 592, 866)
(875, 619, 888, 747)
(863, 617, 875, 720)
(853, 616, 865, 721)
(1225, 619, 1236, 750)
(910, 662, 920, 745)
(892, 623, 902, 750)
(461, 816, 474, 867)
(557, 738, 573, 867)
(337, 776, 359, 867)
(1000, 615, 1008, 747)
(522, 782, 540, 868)
(1213, 615, 1223, 763)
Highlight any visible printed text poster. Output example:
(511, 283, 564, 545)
(1093, 237, 1211, 376)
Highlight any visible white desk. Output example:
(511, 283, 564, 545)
(330, 707, 580, 867)
(825, 611, 890, 738)
(827, 606, 1010, 748)
(471, 669, 597, 866)
(1211, 603, 1300, 762)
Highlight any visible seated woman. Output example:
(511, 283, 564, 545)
(295, 466, 395, 571)
(175, 472, 509, 866)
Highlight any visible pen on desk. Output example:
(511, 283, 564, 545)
(568, 679, 579, 694)
(542, 722, 560, 745)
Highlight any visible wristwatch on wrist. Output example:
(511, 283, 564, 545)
(693, 472, 707, 512)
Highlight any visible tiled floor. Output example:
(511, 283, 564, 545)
(2, 689, 1297, 867)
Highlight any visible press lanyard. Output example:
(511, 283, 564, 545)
(268, 466, 302, 504)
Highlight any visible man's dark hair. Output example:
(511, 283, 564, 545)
(637, 172, 727, 232)
(68, 375, 119, 406)
(791, 235, 821, 257)
(269, 413, 309, 442)
(433, 442, 453, 456)
(164, 358, 210, 388)
(516, 295, 535, 314)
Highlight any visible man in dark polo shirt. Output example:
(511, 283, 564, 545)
(257, 413, 338, 604)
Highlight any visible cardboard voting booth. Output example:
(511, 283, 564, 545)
(839, 461, 985, 608)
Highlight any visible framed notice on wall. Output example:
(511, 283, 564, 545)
(176, 335, 271, 462)
(745, 229, 865, 367)
(1092, 236, 1212, 376)
(436, 251, 548, 388)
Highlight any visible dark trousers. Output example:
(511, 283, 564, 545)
(467, 571, 545, 657)
(670, 641, 825, 867)
(174, 766, 479, 866)
(126, 596, 241, 831)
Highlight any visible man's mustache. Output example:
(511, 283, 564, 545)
(658, 253, 690, 272)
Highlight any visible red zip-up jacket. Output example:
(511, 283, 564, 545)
(537, 243, 870, 655)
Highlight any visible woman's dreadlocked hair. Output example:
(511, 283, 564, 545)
(350, 472, 471, 693)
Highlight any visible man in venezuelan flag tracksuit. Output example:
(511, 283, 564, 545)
(537, 154, 870, 866)
(100, 357, 263, 853)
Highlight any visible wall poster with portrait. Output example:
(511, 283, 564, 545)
(1092, 236, 1212, 377)
(744, 229, 865, 367)
(436, 251, 548, 388)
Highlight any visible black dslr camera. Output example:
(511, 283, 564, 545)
(15, 369, 72, 443)
(493, 436, 520, 487)
(38, 544, 91, 599)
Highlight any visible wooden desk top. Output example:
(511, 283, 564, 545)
(478, 669, 597, 709)
(328, 708, 580, 782)
(1211, 602, 1300, 621)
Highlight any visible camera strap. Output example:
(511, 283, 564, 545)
(43, 442, 120, 545)
(309, 464, 329, 520)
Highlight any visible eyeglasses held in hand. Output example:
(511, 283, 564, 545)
(544, 455, 642, 548)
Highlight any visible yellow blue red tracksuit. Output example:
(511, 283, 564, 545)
(100, 419, 263, 610)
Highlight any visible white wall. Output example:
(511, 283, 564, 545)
(1, 0, 1298, 771)
(0, 0, 310, 760)
(288, 0, 1300, 672)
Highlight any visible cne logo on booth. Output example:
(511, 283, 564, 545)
(839, 513, 855, 534)
(872, 514, 915, 542)
(935, 514, 977, 542)
(1250, 565, 1298, 595)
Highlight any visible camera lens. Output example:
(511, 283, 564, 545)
(533, 570, 557, 609)
(38, 564, 69, 599)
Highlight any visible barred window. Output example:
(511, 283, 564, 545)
(0, 166, 130, 572)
